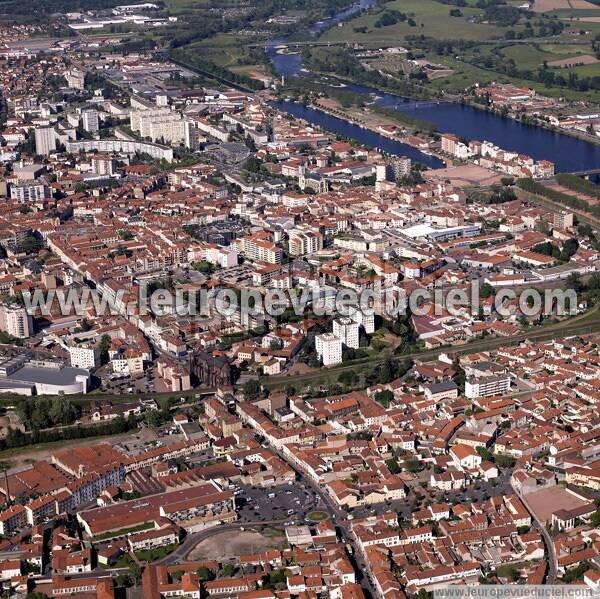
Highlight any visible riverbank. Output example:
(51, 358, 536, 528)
(271, 34, 600, 172)
(312, 96, 423, 139)
(319, 70, 600, 150)
(271, 98, 444, 167)
(459, 96, 600, 149)
(310, 96, 447, 165)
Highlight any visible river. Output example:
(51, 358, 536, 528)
(265, 0, 379, 79)
(266, 6, 600, 173)
(270, 99, 445, 168)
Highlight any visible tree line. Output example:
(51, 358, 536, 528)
(1, 413, 137, 451)
(517, 177, 600, 218)
(556, 173, 600, 200)
(16, 397, 81, 431)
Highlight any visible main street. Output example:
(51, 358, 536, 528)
(512, 483, 558, 584)
(267, 444, 377, 598)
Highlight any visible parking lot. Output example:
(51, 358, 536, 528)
(235, 481, 326, 524)
(97, 363, 160, 395)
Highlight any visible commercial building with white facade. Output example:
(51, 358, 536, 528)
(68, 343, 100, 370)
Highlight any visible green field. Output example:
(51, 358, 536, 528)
(501, 42, 600, 84)
(500, 41, 600, 73)
(165, 0, 243, 14)
(569, 60, 600, 75)
(411, 40, 600, 99)
(421, 54, 501, 91)
(501, 43, 586, 68)
(187, 33, 258, 68)
(321, 0, 508, 42)
(311, 0, 600, 98)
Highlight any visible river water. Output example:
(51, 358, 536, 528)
(270, 99, 445, 168)
(266, 4, 600, 172)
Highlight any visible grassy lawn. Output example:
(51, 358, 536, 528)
(501, 43, 588, 69)
(421, 52, 519, 92)
(135, 543, 178, 563)
(568, 60, 600, 75)
(500, 42, 600, 76)
(230, 64, 269, 76)
(320, 0, 507, 43)
(164, 0, 221, 15)
(187, 34, 253, 68)
(421, 47, 600, 100)
(256, 526, 285, 538)
(559, 20, 600, 36)
(306, 511, 330, 522)
(551, 8, 600, 17)
(496, 563, 527, 579)
(181, 32, 271, 83)
(542, 42, 595, 53)
(113, 554, 136, 569)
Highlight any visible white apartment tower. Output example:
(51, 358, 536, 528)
(91, 155, 116, 176)
(288, 229, 323, 256)
(315, 333, 342, 367)
(65, 69, 85, 90)
(81, 109, 99, 133)
(69, 344, 100, 369)
(34, 127, 56, 156)
(351, 310, 375, 334)
(0, 304, 32, 338)
(553, 211, 574, 230)
(10, 182, 50, 203)
(333, 318, 360, 349)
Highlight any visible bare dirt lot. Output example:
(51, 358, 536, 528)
(286, 362, 314, 376)
(549, 183, 600, 206)
(425, 164, 504, 187)
(548, 54, 599, 67)
(525, 485, 591, 523)
(187, 528, 287, 562)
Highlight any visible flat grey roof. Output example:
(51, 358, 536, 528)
(426, 380, 458, 393)
(0, 380, 33, 390)
(10, 366, 89, 386)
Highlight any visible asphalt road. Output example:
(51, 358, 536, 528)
(267, 445, 377, 598)
(156, 518, 289, 566)
(513, 484, 558, 583)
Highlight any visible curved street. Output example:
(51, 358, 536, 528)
(268, 445, 377, 598)
(156, 518, 289, 566)
(513, 484, 558, 584)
